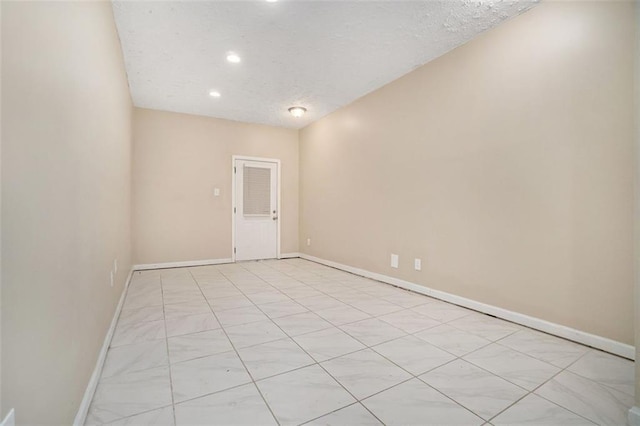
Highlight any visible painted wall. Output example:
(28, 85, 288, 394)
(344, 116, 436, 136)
(1, 1, 132, 424)
(634, 0, 640, 411)
(299, 0, 635, 345)
(132, 108, 299, 265)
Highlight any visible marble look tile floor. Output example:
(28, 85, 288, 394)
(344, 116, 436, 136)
(86, 259, 634, 426)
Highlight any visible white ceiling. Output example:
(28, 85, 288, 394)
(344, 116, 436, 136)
(112, 0, 537, 129)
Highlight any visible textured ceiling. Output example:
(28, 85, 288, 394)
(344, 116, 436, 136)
(112, 1, 538, 129)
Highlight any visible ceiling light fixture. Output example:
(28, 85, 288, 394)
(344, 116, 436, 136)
(226, 52, 241, 63)
(209, 91, 221, 98)
(288, 106, 307, 118)
(266, 0, 278, 2)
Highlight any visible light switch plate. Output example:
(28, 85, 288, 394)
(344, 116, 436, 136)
(214, 188, 220, 197)
(307, 238, 311, 246)
(391, 254, 399, 268)
(414, 258, 421, 271)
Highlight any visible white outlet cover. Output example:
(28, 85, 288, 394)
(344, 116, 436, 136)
(391, 254, 399, 269)
(414, 258, 422, 271)
(307, 238, 311, 246)
(214, 188, 220, 197)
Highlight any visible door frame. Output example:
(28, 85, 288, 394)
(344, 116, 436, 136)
(231, 155, 281, 262)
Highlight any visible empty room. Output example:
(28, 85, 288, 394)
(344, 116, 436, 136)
(1, 0, 639, 425)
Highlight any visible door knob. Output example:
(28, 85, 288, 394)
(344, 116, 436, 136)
(273, 216, 278, 221)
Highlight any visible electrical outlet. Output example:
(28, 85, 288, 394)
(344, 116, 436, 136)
(307, 238, 311, 246)
(114, 258, 118, 274)
(214, 187, 220, 197)
(110, 271, 114, 287)
(414, 258, 422, 271)
(391, 254, 399, 268)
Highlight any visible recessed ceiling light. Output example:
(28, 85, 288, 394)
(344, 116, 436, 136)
(226, 52, 241, 63)
(288, 106, 307, 118)
(209, 91, 221, 98)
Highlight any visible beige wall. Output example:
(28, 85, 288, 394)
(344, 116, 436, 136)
(132, 108, 299, 265)
(300, 0, 636, 345)
(1, 1, 132, 424)
(634, 0, 640, 410)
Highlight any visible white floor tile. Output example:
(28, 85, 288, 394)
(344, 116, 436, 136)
(339, 318, 406, 346)
(256, 365, 355, 426)
(104, 406, 175, 426)
(164, 300, 211, 320)
(272, 311, 333, 337)
(215, 305, 269, 327)
(372, 335, 455, 375)
(171, 351, 251, 403)
(463, 344, 560, 390)
(259, 299, 309, 319)
(349, 298, 404, 316)
(225, 320, 288, 349)
(87, 259, 627, 426)
(567, 350, 634, 396)
(208, 295, 254, 312)
(174, 383, 277, 426)
(293, 327, 365, 362)
(411, 300, 474, 323)
(377, 309, 441, 334)
(87, 367, 173, 424)
(498, 329, 588, 368)
(492, 394, 594, 426)
(165, 313, 220, 337)
(448, 313, 521, 341)
(362, 378, 483, 426)
(535, 370, 633, 426)
(111, 319, 166, 348)
(420, 359, 527, 420)
(315, 305, 371, 326)
(117, 305, 164, 326)
(305, 403, 382, 426)
(414, 324, 491, 356)
(168, 329, 233, 363)
(237, 338, 315, 380)
(102, 339, 168, 378)
(321, 349, 411, 399)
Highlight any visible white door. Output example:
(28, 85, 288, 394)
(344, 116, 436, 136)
(234, 159, 278, 261)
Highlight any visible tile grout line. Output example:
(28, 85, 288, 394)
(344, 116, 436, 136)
(226, 261, 566, 424)
(256, 260, 498, 424)
(216, 262, 369, 425)
(159, 273, 179, 426)
(251, 260, 390, 426)
(264, 260, 587, 423)
(266, 261, 495, 424)
(106, 260, 629, 426)
(187, 266, 282, 426)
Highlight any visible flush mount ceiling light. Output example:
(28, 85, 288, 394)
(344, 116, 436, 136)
(288, 106, 307, 118)
(209, 91, 221, 98)
(226, 52, 241, 63)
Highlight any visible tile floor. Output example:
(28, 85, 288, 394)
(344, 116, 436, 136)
(86, 259, 634, 426)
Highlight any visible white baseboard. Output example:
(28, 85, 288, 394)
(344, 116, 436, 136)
(279, 252, 300, 259)
(0, 409, 15, 426)
(299, 253, 635, 360)
(629, 406, 640, 426)
(133, 258, 233, 271)
(73, 269, 134, 426)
